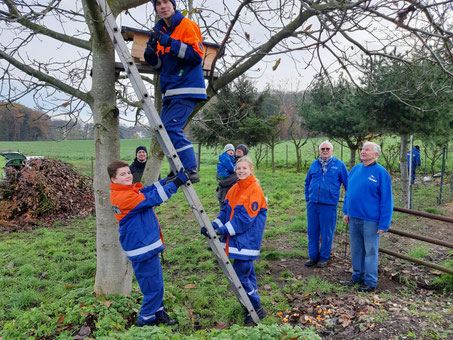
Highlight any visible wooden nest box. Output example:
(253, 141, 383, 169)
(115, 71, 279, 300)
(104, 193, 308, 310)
(120, 26, 224, 78)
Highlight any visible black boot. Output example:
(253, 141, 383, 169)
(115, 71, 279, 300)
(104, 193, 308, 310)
(155, 311, 178, 326)
(244, 306, 267, 326)
(187, 169, 200, 183)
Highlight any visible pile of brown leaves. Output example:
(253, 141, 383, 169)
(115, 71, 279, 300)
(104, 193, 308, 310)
(0, 158, 94, 232)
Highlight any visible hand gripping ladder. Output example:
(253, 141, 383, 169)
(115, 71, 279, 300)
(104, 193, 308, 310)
(96, 0, 260, 324)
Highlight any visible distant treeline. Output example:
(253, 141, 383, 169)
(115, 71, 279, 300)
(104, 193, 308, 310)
(0, 102, 150, 141)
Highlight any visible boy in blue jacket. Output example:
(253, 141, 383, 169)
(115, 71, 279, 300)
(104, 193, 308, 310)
(144, 0, 207, 183)
(216, 144, 236, 207)
(108, 160, 188, 327)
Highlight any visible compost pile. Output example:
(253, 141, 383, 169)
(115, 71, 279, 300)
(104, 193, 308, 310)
(0, 158, 95, 232)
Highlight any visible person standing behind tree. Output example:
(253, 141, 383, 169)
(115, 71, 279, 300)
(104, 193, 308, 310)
(407, 145, 421, 184)
(144, 0, 207, 183)
(235, 144, 249, 160)
(343, 141, 393, 292)
(130, 146, 148, 183)
(304, 140, 348, 268)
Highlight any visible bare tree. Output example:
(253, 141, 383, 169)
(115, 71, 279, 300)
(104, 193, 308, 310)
(1, 0, 452, 296)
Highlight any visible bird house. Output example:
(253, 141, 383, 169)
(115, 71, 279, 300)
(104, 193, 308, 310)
(120, 26, 223, 78)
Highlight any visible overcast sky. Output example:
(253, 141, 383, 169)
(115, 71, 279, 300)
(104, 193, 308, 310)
(0, 0, 401, 125)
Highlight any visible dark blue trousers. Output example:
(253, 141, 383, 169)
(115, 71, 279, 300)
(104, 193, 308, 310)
(233, 259, 261, 309)
(132, 254, 164, 323)
(161, 98, 198, 171)
(306, 202, 338, 261)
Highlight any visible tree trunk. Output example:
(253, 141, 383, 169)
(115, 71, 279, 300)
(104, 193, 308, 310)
(399, 133, 409, 208)
(143, 133, 165, 184)
(91, 18, 132, 297)
(271, 141, 275, 173)
(296, 147, 301, 173)
(349, 148, 356, 170)
(142, 74, 165, 185)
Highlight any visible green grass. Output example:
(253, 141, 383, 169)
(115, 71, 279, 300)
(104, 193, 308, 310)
(1, 137, 452, 338)
(407, 245, 430, 260)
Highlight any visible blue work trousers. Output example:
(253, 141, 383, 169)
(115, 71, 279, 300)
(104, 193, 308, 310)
(162, 98, 198, 171)
(408, 166, 416, 183)
(233, 259, 261, 309)
(306, 202, 338, 262)
(132, 254, 165, 323)
(349, 217, 380, 287)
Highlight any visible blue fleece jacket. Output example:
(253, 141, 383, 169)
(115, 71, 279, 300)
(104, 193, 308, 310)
(216, 152, 235, 178)
(305, 157, 348, 205)
(343, 162, 393, 230)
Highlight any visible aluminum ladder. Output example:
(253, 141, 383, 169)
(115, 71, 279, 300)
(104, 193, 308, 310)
(95, 0, 260, 324)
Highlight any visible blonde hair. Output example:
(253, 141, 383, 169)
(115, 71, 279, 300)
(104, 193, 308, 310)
(235, 156, 254, 171)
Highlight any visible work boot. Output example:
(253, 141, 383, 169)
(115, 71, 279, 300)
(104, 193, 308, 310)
(136, 317, 158, 327)
(155, 311, 178, 326)
(244, 306, 267, 326)
(304, 258, 318, 267)
(343, 280, 361, 287)
(358, 284, 376, 292)
(188, 169, 200, 183)
(317, 260, 328, 268)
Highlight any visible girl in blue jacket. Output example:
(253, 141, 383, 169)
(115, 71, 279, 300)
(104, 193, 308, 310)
(207, 156, 268, 325)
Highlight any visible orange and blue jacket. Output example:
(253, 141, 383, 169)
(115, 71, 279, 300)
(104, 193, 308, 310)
(213, 174, 267, 260)
(144, 11, 207, 102)
(110, 179, 178, 262)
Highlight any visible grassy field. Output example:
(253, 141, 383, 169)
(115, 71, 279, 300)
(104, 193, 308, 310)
(0, 138, 452, 338)
(1, 137, 452, 208)
(1, 136, 452, 173)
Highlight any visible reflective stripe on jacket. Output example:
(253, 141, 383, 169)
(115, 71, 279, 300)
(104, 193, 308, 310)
(110, 180, 178, 262)
(213, 174, 267, 260)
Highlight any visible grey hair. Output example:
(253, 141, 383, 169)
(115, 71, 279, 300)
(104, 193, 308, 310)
(318, 140, 333, 151)
(363, 141, 381, 155)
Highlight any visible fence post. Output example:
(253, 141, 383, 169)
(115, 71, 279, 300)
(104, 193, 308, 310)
(340, 144, 343, 161)
(197, 143, 201, 171)
(424, 148, 427, 174)
(286, 144, 288, 168)
(438, 147, 446, 205)
(408, 135, 413, 209)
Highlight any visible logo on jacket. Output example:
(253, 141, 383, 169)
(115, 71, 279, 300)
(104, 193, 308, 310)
(112, 205, 121, 214)
(251, 201, 259, 211)
(198, 42, 204, 51)
(368, 175, 377, 183)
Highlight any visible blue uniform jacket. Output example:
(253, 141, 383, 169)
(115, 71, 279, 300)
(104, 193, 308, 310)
(407, 148, 421, 169)
(305, 157, 348, 205)
(212, 175, 267, 261)
(342, 162, 393, 230)
(110, 179, 178, 262)
(216, 152, 235, 178)
(144, 11, 207, 102)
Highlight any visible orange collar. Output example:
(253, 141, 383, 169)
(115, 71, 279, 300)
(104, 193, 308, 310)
(236, 174, 256, 189)
(110, 182, 143, 193)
